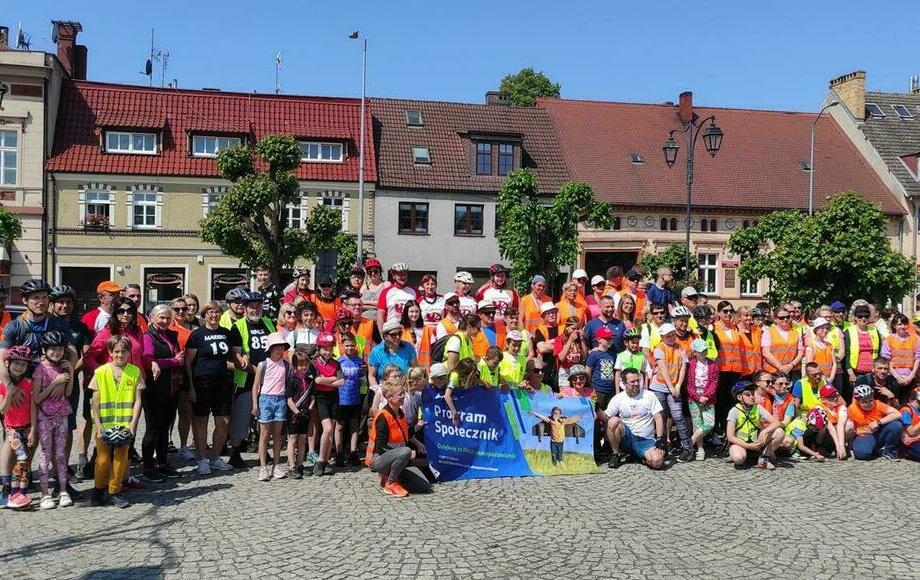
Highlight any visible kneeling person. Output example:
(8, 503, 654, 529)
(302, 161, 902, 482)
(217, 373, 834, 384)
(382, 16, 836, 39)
(598, 368, 665, 469)
(726, 380, 783, 470)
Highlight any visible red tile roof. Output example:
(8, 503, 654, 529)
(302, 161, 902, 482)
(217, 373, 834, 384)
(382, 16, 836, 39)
(47, 81, 376, 182)
(539, 98, 905, 214)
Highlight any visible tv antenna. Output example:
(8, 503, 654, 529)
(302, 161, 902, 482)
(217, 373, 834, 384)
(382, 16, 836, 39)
(141, 29, 170, 87)
(15, 22, 31, 50)
(275, 51, 283, 94)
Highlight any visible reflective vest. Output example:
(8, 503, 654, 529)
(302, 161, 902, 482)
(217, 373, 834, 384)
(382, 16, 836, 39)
(364, 405, 409, 467)
(885, 333, 918, 371)
(439, 317, 459, 337)
(555, 298, 587, 331)
(499, 351, 527, 384)
(414, 325, 437, 368)
(219, 309, 241, 331)
(846, 326, 880, 370)
(798, 377, 821, 412)
(739, 328, 762, 377)
(354, 318, 376, 348)
(473, 322, 506, 360)
(809, 338, 836, 379)
(333, 333, 367, 359)
(521, 294, 551, 334)
(653, 342, 683, 388)
(817, 401, 842, 426)
(642, 322, 662, 365)
(764, 326, 800, 373)
(0, 310, 10, 341)
(95, 363, 141, 429)
(733, 403, 761, 443)
(233, 317, 277, 388)
(714, 322, 743, 374)
(444, 330, 474, 363)
(619, 289, 646, 321)
(477, 358, 501, 386)
(675, 332, 694, 358)
(827, 325, 843, 355)
(314, 295, 341, 323)
(762, 393, 794, 422)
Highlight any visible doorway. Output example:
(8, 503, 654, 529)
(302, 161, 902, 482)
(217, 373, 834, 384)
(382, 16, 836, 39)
(583, 251, 640, 277)
(59, 266, 113, 317)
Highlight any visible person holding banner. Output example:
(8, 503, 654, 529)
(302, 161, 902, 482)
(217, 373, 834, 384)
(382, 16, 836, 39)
(519, 359, 552, 395)
(443, 315, 481, 372)
(367, 382, 431, 497)
(600, 368, 666, 469)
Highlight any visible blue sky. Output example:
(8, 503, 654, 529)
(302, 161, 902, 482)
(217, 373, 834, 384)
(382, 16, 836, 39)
(8, 0, 919, 111)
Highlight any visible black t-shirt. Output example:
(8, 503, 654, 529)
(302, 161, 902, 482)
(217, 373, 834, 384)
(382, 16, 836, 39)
(1, 315, 74, 362)
(187, 326, 231, 377)
(61, 317, 92, 353)
(285, 373, 313, 414)
(229, 320, 271, 367)
(534, 326, 559, 373)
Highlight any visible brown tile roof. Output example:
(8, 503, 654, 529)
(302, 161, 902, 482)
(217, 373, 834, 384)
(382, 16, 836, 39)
(539, 98, 905, 214)
(370, 98, 570, 193)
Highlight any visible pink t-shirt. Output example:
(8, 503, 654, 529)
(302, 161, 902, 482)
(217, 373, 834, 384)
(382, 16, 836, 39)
(259, 358, 288, 396)
(0, 378, 33, 428)
(33, 361, 73, 417)
(856, 331, 874, 373)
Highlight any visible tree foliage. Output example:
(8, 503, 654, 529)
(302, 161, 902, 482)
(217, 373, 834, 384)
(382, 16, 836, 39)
(640, 244, 700, 294)
(199, 134, 346, 286)
(727, 191, 915, 310)
(496, 169, 611, 295)
(499, 67, 561, 107)
(0, 206, 23, 242)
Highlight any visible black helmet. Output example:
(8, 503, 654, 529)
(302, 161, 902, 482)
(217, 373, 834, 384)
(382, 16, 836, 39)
(40, 330, 68, 348)
(692, 305, 713, 319)
(225, 286, 249, 303)
(50, 285, 76, 301)
(243, 291, 264, 304)
(20, 279, 51, 297)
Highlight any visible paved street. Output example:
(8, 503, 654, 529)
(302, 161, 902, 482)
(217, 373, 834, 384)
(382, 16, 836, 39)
(2, 440, 918, 579)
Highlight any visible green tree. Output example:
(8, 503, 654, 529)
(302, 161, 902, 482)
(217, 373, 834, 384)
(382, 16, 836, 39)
(727, 191, 915, 310)
(0, 206, 23, 243)
(496, 169, 612, 295)
(499, 67, 561, 107)
(199, 134, 345, 287)
(640, 244, 700, 295)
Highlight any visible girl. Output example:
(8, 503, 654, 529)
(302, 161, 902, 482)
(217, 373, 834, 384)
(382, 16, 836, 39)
(288, 302, 320, 353)
(687, 338, 718, 461)
(445, 358, 483, 426)
(556, 317, 588, 388)
(32, 331, 74, 509)
(251, 333, 292, 481)
(285, 349, 313, 478)
(0, 346, 36, 510)
(311, 333, 344, 477)
(477, 346, 503, 388)
(401, 367, 429, 439)
(399, 300, 425, 348)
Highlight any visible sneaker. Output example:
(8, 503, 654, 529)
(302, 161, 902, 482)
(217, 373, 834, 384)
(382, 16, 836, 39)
(313, 461, 325, 477)
(209, 457, 233, 472)
(677, 449, 694, 463)
(257, 466, 272, 481)
(323, 463, 336, 476)
(348, 452, 362, 467)
(272, 465, 288, 480)
(334, 455, 347, 468)
(228, 451, 245, 469)
(65, 483, 82, 501)
(379, 473, 389, 488)
(110, 494, 131, 509)
(40, 495, 56, 510)
(143, 469, 166, 483)
(58, 492, 74, 508)
(789, 451, 804, 462)
(289, 466, 303, 480)
(125, 475, 145, 490)
(157, 465, 181, 478)
(695, 445, 706, 461)
(197, 459, 212, 475)
(306, 451, 319, 466)
(608, 452, 622, 470)
(90, 488, 107, 507)
(382, 481, 409, 497)
(178, 447, 196, 462)
(7, 491, 30, 510)
(882, 451, 901, 462)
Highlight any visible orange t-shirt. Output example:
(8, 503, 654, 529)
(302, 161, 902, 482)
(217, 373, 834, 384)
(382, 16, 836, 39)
(847, 400, 894, 434)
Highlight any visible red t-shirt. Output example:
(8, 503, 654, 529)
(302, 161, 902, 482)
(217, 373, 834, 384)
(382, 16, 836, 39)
(0, 378, 33, 428)
(311, 357, 342, 392)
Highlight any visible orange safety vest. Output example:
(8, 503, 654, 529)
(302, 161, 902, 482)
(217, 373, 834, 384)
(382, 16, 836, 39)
(314, 296, 342, 324)
(521, 294, 551, 334)
(817, 401, 842, 426)
(167, 321, 192, 350)
(886, 333, 918, 372)
(809, 338, 836, 379)
(739, 327, 762, 377)
(353, 318, 376, 348)
(675, 332, 694, 357)
(364, 405, 410, 467)
(764, 326, 800, 373)
(653, 342, 684, 387)
(555, 297, 587, 332)
(415, 325, 438, 368)
(473, 321, 507, 360)
(762, 392, 794, 421)
(0, 310, 10, 341)
(715, 321, 743, 374)
(439, 316, 458, 336)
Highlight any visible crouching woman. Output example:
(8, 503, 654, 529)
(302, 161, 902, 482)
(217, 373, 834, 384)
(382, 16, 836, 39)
(367, 382, 432, 497)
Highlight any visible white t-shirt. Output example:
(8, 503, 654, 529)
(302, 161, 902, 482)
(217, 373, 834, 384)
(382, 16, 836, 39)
(377, 284, 418, 324)
(458, 294, 478, 317)
(418, 295, 445, 326)
(604, 388, 662, 440)
(287, 328, 318, 350)
(445, 335, 462, 355)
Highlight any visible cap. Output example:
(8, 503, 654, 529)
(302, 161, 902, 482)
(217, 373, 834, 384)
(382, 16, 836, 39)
(811, 317, 830, 329)
(830, 300, 846, 312)
(454, 271, 474, 284)
(595, 327, 614, 340)
(819, 385, 839, 399)
(591, 275, 606, 287)
(96, 281, 121, 294)
(444, 292, 459, 303)
(429, 363, 448, 378)
(364, 258, 382, 270)
(540, 302, 558, 315)
(265, 332, 289, 351)
(506, 330, 523, 342)
(532, 275, 547, 285)
(658, 322, 676, 335)
(477, 299, 496, 312)
(572, 269, 588, 280)
(681, 286, 699, 298)
(691, 338, 709, 353)
(315, 332, 336, 347)
(382, 320, 403, 335)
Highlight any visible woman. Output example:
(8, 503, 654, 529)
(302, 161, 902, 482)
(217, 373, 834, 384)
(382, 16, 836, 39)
(185, 301, 234, 474)
(417, 275, 444, 327)
(844, 303, 881, 399)
(555, 281, 587, 331)
(882, 313, 920, 393)
(347, 264, 365, 296)
(287, 301, 320, 352)
(736, 306, 762, 380)
(183, 293, 202, 329)
(805, 316, 838, 389)
(615, 293, 638, 331)
(140, 304, 184, 481)
(399, 300, 425, 348)
(276, 303, 298, 340)
(519, 275, 553, 335)
(367, 381, 431, 497)
(713, 301, 743, 432)
(585, 277, 607, 320)
(168, 297, 195, 463)
(86, 297, 146, 372)
(360, 258, 388, 316)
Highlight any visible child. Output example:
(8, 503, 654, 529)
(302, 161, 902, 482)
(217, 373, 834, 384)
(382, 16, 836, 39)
(499, 331, 527, 387)
(32, 331, 74, 509)
(725, 380, 783, 470)
(477, 346, 502, 388)
(614, 328, 647, 392)
(530, 407, 580, 465)
(401, 367, 429, 439)
(251, 332, 292, 481)
(336, 333, 366, 467)
(687, 338, 718, 461)
(311, 332, 344, 476)
(445, 358, 483, 425)
(797, 385, 849, 461)
(90, 336, 145, 508)
(585, 327, 616, 403)
(0, 346, 36, 510)
(285, 349, 314, 479)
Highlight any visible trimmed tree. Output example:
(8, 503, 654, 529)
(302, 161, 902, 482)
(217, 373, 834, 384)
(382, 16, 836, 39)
(496, 169, 612, 295)
(499, 67, 561, 107)
(727, 191, 915, 309)
(199, 134, 347, 287)
(0, 206, 23, 244)
(640, 244, 700, 295)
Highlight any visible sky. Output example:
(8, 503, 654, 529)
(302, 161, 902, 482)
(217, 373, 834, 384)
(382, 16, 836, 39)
(7, 0, 920, 112)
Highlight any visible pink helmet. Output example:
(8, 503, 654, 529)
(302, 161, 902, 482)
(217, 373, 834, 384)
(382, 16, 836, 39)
(806, 407, 828, 431)
(316, 333, 336, 347)
(4, 345, 32, 363)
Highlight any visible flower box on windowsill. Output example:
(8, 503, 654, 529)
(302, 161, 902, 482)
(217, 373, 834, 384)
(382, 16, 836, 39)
(83, 213, 110, 232)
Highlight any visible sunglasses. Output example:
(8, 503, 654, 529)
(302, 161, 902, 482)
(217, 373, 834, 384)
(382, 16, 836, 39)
(856, 315, 869, 320)
(760, 379, 774, 384)
(284, 311, 297, 317)
(722, 309, 734, 314)
(570, 376, 586, 382)
(117, 308, 135, 315)
(652, 311, 665, 316)
(173, 307, 188, 313)
(386, 331, 401, 338)
(481, 311, 495, 317)
(775, 315, 790, 320)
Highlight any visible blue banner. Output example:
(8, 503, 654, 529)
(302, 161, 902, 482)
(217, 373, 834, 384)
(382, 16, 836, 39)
(421, 387, 598, 481)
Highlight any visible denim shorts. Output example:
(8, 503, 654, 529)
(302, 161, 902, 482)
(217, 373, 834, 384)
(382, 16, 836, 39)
(621, 424, 656, 458)
(258, 394, 287, 423)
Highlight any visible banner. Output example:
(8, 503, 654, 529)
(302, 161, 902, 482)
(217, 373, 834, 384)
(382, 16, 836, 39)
(421, 386, 598, 481)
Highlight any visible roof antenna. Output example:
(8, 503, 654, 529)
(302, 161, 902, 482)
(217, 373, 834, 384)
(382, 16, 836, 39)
(140, 29, 170, 87)
(275, 51, 283, 94)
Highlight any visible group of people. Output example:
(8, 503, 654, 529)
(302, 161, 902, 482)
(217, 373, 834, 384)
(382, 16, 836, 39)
(2, 260, 919, 506)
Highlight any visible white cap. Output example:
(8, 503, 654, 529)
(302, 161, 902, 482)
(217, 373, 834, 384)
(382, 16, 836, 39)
(681, 286, 699, 298)
(506, 330, 523, 342)
(382, 320, 403, 335)
(812, 316, 830, 329)
(429, 363, 448, 378)
(658, 322, 676, 335)
(477, 299, 496, 312)
(572, 269, 588, 280)
(591, 275, 606, 286)
(443, 292, 458, 302)
(454, 271, 474, 284)
(540, 302, 559, 314)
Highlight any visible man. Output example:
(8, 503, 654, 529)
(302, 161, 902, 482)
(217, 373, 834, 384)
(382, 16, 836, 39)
(762, 305, 804, 382)
(219, 286, 249, 330)
(853, 357, 902, 407)
(283, 267, 315, 305)
(619, 269, 646, 318)
(376, 262, 417, 334)
(791, 362, 832, 414)
(123, 283, 149, 332)
(453, 271, 478, 317)
(474, 300, 505, 358)
(789, 300, 805, 331)
(519, 275, 553, 334)
(603, 266, 624, 300)
(81, 280, 121, 335)
(830, 301, 848, 331)
(848, 383, 903, 461)
(475, 264, 519, 322)
(583, 295, 625, 356)
(599, 368, 666, 469)
(680, 286, 699, 311)
(254, 265, 280, 322)
(436, 293, 462, 339)
(645, 266, 676, 308)
(533, 302, 561, 390)
(340, 290, 377, 346)
(227, 291, 276, 468)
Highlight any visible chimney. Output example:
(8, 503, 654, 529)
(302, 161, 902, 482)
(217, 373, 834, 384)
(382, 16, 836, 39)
(678, 91, 693, 123)
(0, 26, 9, 50)
(52, 20, 84, 79)
(485, 91, 510, 106)
(829, 70, 866, 121)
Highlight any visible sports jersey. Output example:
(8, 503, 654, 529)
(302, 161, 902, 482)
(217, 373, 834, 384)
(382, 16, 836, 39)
(377, 284, 418, 324)
(418, 294, 445, 326)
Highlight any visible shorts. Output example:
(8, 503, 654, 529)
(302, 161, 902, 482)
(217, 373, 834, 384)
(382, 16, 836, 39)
(336, 403, 361, 423)
(314, 390, 340, 421)
(192, 375, 233, 417)
(620, 425, 656, 459)
(287, 412, 309, 435)
(258, 394, 287, 423)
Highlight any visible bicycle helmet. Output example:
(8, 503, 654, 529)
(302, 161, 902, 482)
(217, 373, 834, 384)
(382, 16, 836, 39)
(364, 258, 382, 270)
(49, 285, 76, 301)
(623, 328, 641, 340)
(225, 286, 249, 303)
(806, 407, 828, 431)
(489, 263, 510, 275)
(4, 345, 32, 362)
(853, 384, 874, 400)
(20, 278, 51, 296)
(692, 305, 713, 319)
(101, 426, 134, 447)
(672, 305, 692, 318)
(243, 291, 264, 304)
(390, 262, 409, 272)
(292, 267, 311, 279)
(731, 380, 755, 398)
(316, 332, 336, 347)
(40, 330, 67, 348)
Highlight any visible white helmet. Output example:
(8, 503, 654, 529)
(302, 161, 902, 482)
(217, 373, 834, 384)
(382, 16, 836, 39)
(454, 271, 474, 284)
(672, 305, 692, 318)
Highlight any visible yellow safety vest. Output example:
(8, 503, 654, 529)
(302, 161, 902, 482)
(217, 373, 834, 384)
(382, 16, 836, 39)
(233, 316, 277, 389)
(444, 331, 474, 362)
(798, 377, 821, 412)
(96, 363, 141, 428)
(733, 403, 761, 444)
(846, 326, 880, 370)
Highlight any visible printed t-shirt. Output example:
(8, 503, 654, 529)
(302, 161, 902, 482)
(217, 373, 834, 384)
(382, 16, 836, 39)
(187, 327, 231, 377)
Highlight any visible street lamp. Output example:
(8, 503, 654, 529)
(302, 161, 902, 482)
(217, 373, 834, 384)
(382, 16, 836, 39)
(662, 115, 724, 278)
(809, 100, 839, 215)
(0, 81, 9, 111)
(349, 31, 367, 263)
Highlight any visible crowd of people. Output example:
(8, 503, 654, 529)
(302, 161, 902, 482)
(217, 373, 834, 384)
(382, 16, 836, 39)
(1, 260, 919, 507)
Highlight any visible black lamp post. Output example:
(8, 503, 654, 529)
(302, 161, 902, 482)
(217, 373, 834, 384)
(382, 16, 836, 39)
(662, 115, 723, 279)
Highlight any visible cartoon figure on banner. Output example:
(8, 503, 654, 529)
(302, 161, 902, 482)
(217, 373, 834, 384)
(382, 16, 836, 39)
(530, 407, 582, 465)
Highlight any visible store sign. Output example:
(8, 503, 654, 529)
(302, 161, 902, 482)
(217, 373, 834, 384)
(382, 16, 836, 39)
(214, 272, 248, 287)
(146, 272, 183, 286)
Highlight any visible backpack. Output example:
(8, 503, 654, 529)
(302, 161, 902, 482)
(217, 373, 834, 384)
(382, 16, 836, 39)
(429, 334, 453, 363)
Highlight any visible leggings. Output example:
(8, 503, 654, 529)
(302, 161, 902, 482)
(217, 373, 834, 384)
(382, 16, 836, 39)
(688, 401, 715, 436)
(38, 414, 69, 494)
(652, 390, 692, 451)
(142, 387, 179, 469)
(371, 446, 431, 493)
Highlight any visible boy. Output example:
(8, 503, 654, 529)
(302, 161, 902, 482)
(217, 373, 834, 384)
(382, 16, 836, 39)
(499, 331, 527, 387)
(531, 407, 580, 465)
(614, 328, 647, 392)
(336, 333, 366, 467)
(726, 380, 783, 470)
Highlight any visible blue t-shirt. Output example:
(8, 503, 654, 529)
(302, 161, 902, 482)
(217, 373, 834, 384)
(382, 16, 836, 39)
(1, 315, 73, 361)
(368, 341, 417, 381)
(584, 318, 626, 355)
(337, 354, 365, 406)
(585, 349, 616, 394)
(645, 285, 676, 309)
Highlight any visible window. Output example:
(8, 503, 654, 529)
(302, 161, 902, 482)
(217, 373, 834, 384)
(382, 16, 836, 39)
(701, 219, 708, 232)
(142, 267, 185, 314)
(322, 196, 348, 230)
(893, 105, 913, 119)
(0, 130, 16, 185)
(406, 110, 424, 126)
(285, 203, 303, 230)
(84, 191, 112, 226)
(398, 202, 428, 234)
(865, 103, 885, 118)
(660, 217, 668, 231)
(611, 216, 621, 231)
(454, 204, 484, 236)
(697, 253, 718, 294)
(192, 135, 241, 157)
(476, 142, 492, 174)
(413, 147, 431, 164)
(299, 141, 343, 162)
(105, 131, 156, 154)
(740, 276, 759, 297)
(670, 218, 678, 231)
(203, 193, 223, 215)
(498, 144, 514, 175)
(132, 192, 158, 228)
(701, 218, 717, 232)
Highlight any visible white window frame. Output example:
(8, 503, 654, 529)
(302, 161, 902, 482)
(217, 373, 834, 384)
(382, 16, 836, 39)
(321, 191, 350, 231)
(412, 147, 430, 164)
(127, 188, 163, 229)
(285, 192, 308, 230)
(78, 184, 116, 226)
(740, 276, 759, 297)
(299, 141, 344, 163)
(201, 187, 227, 216)
(105, 131, 157, 155)
(697, 252, 719, 295)
(191, 135, 242, 158)
(0, 129, 18, 186)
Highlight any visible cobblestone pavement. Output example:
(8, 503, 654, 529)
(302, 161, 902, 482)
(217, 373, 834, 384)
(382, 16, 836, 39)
(2, 443, 919, 579)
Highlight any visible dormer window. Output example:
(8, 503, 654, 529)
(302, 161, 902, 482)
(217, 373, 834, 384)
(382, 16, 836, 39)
(192, 135, 242, 157)
(300, 141, 344, 163)
(105, 131, 157, 155)
(406, 110, 424, 126)
(475, 141, 516, 175)
(413, 147, 431, 164)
